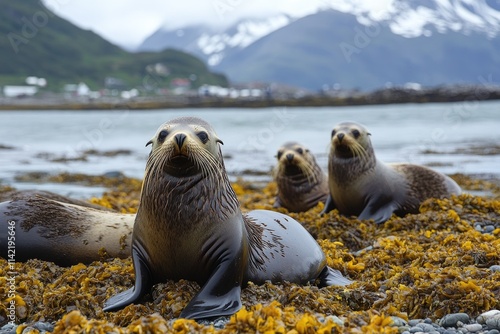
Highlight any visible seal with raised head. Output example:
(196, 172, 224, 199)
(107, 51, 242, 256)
(321, 121, 462, 224)
(104, 116, 351, 319)
(273, 142, 329, 212)
(0, 191, 134, 266)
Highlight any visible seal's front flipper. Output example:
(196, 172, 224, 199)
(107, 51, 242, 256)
(358, 194, 396, 224)
(320, 195, 335, 215)
(180, 239, 245, 320)
(180, 283, 242, 320)
(103, 247, 152, 312)
(317, 266, 352, 287)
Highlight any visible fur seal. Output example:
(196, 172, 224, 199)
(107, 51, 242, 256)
(321, 121, 462, 224)
(0, 191, 134, 266)
(273, 142, 329, 212)
(104, 117, 351, 319)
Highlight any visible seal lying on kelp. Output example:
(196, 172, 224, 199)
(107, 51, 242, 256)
(321, 121, 461, 224)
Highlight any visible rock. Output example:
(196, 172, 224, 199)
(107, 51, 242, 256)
(390, 316, 408, 327)
(0, 323, 17, 334)
(483, 225, 495, 233)
(463, 323, 483, 332)
(478, 311, 500, 324)
(486, 316, 500, 330)
(325, 315, 344, 327)
(416, 322, 435, 332)
(439, 313, 470, 328)
(489, 265, 500, 273)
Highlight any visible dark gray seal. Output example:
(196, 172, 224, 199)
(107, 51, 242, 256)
(273, 142, 329, 212)
(0, 191, 134, 266)
(104, 117, 351, 319)
(321, 121, 462, 223)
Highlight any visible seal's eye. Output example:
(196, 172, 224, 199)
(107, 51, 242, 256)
(197, 131, 209, 144)
(158, 130, 168, 142)
(352, 129, 360, 138)
(296, 148, 303, 154)
(276, 150, 283, 160)
(331, 130, 336, 138)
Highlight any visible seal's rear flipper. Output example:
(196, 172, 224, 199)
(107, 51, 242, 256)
(317, 266, 352, 287)
(103, 247, 151, 312)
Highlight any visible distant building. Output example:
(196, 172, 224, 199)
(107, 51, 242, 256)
(3, 85, 38, 98)
(171, 78, 191, 94)
(64, 82, 91, 97)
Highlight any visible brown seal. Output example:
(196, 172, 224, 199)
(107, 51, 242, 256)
(0, 191, 134, 265)
(321, 121, 462, 223)
(104, 116, 351, 319)
(273, 142, 329, 212)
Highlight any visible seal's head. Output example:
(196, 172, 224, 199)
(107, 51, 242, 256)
(145, 117, 224, 178)
(274, 142, 319, 184)
(140, 116, 238, 224)
(330, 122, 372, 161)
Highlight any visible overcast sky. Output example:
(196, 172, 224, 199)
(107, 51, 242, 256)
(42, 0, 325, 49)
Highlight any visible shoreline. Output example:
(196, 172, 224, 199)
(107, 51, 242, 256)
(1, 86, 500, 110)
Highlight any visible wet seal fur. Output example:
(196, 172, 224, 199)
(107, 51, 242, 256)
(273, 142, 329, 212)
(103, 117, 351, 320)
(0, 191, 134, 266)
(321, 121, 462, 224)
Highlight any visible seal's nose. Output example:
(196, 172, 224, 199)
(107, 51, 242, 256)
(286, 153, 294, 162)
(337, 133, 345, 142)
(175, 133, 187, 148)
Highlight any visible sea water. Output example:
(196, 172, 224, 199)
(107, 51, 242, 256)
(0, 101, 499, 198)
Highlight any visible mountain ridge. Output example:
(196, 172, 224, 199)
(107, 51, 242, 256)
(138, 1, 500, 90)
(0, 0, 227, 90)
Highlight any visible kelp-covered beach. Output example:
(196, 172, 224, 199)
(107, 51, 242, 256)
(1, 173, 499, 333)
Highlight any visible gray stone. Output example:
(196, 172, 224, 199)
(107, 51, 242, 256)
(487, 329, 500, 334)
(486, 316, 500, 330)
(391, 316, 408, 327)
(325, 315, 344, 327)
(439, 313, 470, 328)
(478, 310, 500, 324)
(489, 266, 500, 273)
(443, 329, 458, 334)
(417, 323, 436, 332)
(483, 225, 495, 233)
(0, 323, 17, 334)
(463, 323, 483, 332)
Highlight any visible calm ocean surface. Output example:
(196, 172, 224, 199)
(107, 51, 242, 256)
(1, 101, 499, 198)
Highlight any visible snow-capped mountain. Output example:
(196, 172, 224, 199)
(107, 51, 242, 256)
(138, 0, 500, 90)
(138, 14, 293, 66)
(325, 0, 500, 38)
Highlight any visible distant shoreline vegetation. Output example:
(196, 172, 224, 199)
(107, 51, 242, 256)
(1, 85, 499, 111)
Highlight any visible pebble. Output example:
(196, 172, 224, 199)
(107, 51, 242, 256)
(325, 315, 344, 327)
(478, 311, 500, 324)
(0, 322, 55, 334)
(4, 311, 500, 333)
(440, 313, 471, 328)
(489, 265, 500, 272)
(463, 323, 483, 332)
(483, 225, 495, 233)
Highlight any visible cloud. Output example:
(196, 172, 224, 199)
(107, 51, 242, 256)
(42, 0, 324, 48)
